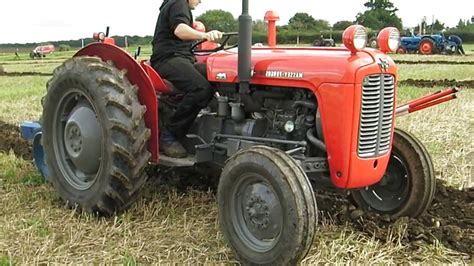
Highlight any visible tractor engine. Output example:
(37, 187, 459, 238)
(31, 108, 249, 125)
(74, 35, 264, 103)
(169, 86, 323, 164)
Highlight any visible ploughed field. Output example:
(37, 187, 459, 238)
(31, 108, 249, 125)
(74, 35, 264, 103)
(0, 46, 472, 264)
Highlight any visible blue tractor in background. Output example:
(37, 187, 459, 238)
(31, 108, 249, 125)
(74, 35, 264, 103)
(397, 33, 462, 55)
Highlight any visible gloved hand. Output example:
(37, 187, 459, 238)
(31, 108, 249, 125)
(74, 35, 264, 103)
(205, 30, 223, 42)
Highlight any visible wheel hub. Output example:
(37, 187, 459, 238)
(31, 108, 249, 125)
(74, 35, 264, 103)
(240, 182, 282, 242)
(246, 195, 270, 229)
(63, 102, 101, 175)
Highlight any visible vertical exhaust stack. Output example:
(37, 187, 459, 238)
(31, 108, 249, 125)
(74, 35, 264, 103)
(238, 0, 252, 94)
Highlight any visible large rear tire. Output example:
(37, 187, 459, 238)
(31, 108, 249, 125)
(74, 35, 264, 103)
(350, 128, 435, 218)
(312, 40, 322, 47)
(42, 56, 151, 215)
(218, 146, 317, 265)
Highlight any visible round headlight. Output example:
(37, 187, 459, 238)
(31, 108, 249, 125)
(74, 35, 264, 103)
(343, 25, 367, 53)
(377, 27, 400, 53)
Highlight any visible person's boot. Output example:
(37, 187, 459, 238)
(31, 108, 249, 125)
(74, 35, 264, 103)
(160, 129, 187, 158)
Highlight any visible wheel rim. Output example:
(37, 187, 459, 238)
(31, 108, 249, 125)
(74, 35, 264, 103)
(420, 41, 432, 54)
(230, 173, 283, 252)
(53, 89, 103, 190)
(370, 40, 377, 48)
(359, 154, 409, 212)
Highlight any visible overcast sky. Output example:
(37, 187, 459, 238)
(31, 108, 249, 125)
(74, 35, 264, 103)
(0, 0, 472, 44)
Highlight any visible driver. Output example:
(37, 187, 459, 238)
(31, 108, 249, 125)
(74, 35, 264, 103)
(151, 0, 223, 158)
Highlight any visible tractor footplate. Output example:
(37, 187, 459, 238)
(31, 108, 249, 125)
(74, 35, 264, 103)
(159, 154, 196, 167)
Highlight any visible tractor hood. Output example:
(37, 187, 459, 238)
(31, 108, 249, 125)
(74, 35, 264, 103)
(206, 47, 378, 88)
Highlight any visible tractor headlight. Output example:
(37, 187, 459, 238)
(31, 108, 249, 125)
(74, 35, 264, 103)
(93, 32, 106, 41)
(377, 27, 400, 53)
(343, 25, 367, 53)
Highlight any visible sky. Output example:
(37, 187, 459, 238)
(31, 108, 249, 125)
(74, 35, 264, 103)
(0, 0, 472, 44)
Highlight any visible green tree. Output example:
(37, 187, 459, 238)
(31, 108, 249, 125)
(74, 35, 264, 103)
(196, 10, 237, 32)
(288, 13, 317, 31)
(429, 19, 445, 32)
(314, 19, 331, 31)
(333, 20, 353, 31)
(252, 19, 267, 33)
(456, 19, 466, 29)
(356, 0, 403, 30)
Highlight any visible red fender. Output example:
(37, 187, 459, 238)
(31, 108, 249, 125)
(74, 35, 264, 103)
(75, 43, 160, 163)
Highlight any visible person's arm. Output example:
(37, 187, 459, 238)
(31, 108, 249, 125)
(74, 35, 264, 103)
(174, 24, 223, 42)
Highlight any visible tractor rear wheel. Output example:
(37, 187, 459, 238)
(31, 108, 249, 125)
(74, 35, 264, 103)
(42, 56, 151, 215)
(312, 40, 322, 46)
(419, 38, 436, 55)
(218, 146, 317, 265)
(350, 128, 435, 218)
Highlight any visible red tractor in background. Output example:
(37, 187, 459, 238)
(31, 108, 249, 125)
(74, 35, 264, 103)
(23, 1, 459, 264)
(29, 44, 55, 59)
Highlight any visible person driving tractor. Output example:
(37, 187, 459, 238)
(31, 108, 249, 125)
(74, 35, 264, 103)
(151, 0, 223, 158)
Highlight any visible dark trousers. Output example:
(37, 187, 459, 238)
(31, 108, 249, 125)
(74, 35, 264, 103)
(153, 57, 213, 138)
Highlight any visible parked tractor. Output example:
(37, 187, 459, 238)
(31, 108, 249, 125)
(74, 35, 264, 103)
(312, 34, 335, 47)
(397, 33, 461, 55)
(29, 44, 55, 59)
(21, 1, 459, 264)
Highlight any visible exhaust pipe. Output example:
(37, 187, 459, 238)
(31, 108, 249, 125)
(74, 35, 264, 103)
(238, 0, 252, 94)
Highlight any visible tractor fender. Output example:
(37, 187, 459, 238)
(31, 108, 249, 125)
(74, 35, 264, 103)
(74, 43, 159, 163)
(420, 36, 435, 41)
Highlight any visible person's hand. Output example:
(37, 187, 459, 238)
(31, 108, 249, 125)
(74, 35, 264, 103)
(204, 30, 223, 42)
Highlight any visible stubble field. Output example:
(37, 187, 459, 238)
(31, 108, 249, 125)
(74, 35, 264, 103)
(0, 45, 473, 264)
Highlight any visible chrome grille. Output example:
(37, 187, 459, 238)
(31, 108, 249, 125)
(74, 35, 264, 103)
(358, 74, 395, 158)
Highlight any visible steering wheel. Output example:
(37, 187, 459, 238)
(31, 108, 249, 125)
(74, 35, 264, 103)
(191, 32, 239, 55)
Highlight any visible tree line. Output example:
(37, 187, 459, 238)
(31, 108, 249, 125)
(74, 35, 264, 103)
(1, 0, 473, 50)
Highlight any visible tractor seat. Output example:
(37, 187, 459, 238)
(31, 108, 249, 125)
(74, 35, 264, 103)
(161, 79, 181, 95)
(140, 61, 182, 95)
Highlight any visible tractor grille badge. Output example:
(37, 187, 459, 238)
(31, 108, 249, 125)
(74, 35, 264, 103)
(378, 58, 390, 72)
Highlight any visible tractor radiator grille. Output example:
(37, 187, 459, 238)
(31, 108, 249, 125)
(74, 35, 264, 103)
(358, 74, 395, 158)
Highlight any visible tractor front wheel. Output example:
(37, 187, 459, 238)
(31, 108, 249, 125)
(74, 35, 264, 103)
(218, 146, 317, 265)
(350, 128, 435, 218)
(396, 46, 407, 54)
(419, 38, 436, 55)
(42, 56, 151, 215)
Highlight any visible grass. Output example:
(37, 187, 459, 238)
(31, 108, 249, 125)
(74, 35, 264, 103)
(0, 47, 472, 264)
(397, 64, 474, 80)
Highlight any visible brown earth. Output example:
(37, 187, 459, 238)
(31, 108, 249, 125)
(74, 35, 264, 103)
(1, 122, 472, 259)
(399, 79, 474, 88)
(147, 166, 473, 259)
(395, 60, 474, 65)
(0, 121, 33, 160)
(315, 183, 473, 258)
(0, 71, 51, 77)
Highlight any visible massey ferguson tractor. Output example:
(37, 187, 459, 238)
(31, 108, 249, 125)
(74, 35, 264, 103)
(20, 1, 459, 264)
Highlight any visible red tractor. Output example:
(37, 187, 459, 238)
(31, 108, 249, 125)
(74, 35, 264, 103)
(29, 44, 55, 59)
(27, 1, 458, 264)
